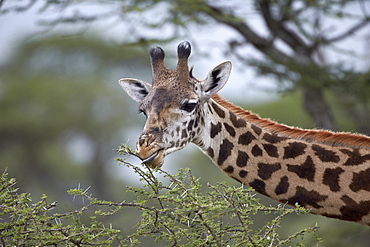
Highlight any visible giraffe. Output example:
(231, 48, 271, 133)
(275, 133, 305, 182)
(119, 41, 370, 225)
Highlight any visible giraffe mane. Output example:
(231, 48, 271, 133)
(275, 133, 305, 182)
(211, 94, 370, 150)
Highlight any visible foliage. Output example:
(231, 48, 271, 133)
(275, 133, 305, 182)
(0, 145, 321, 246)
(0, 169, 121, 246)
(118, 144, 321, 246)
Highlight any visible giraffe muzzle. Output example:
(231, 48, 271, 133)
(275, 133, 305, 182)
(142, 151, 159, 163)
(139, 149, 165, 168)
(136, 134, 165, 168)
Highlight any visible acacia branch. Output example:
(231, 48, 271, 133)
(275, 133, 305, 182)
(37, 9, 116, 26)
(258, 0, 310, 55)
(322, 18, 370, 43)
(203, 3, 292, 64)
(0, 0, 37, 14)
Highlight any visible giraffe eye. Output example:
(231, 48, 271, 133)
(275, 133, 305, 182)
(180, 102, 197, 112)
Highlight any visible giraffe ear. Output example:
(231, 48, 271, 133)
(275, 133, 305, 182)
(201, 61, 232, 98)
(118, 78, 152, 103)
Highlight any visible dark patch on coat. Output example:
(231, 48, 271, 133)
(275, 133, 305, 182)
(212, 102, 225, 118)
(283, 142, 307, 159)
(224, 165, 234, 173)
(312, 144, 340, 162)
(238, 132, 256, 145)
(349, 168, 370, 192)
(207, 147, 214, 159)
(217, 139, 234, 165)
(187, 119, 194, 132)
(340, 149, 370, 166)
(239, 170, 248, 178)
(210, 122, 222, 138)
(258, 162, 281, 180)
(287, 186, 327, 209)
(287, 156, 316, 182)
(275, 176, 289, 195)
(236, 151, 249, 167)
(193, 115, 199, 128)
(263, 132, 288, 144)
(339, 195, 370, 222)
(249, 179, 266, 195)
(251, 124, 262, 136)
(251, 145, 263, 157)
(223, 122, 236, 137)
(323, 167, 344, 192)
(263, 144, 279, 157)
(230, 112, 246, 128)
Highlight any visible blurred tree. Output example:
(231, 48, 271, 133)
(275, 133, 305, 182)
(0, 36, 150, 199)
(3, 0, 368, 132)
(121, 0, 370, 132)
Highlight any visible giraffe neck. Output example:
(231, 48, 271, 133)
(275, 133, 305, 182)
(193, 95, 370, 225)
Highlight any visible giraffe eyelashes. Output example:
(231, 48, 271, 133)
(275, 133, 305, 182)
(180, 101, 197, 112)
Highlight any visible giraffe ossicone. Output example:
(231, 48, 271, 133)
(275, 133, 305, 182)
(119, 41, 370, 225)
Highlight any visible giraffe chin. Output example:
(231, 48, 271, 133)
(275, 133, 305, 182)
(140, 149, 165, 168)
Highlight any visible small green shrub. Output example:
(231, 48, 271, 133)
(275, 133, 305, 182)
(0, 144, 320, 246)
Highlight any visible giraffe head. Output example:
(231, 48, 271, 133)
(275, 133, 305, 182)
(119, 41, 231, 168)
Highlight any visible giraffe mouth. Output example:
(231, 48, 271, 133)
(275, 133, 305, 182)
(140, 149, 165, 168)
(142, 151, 159, 163)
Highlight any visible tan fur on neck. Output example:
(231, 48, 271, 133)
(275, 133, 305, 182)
(211, 94, 370, 150)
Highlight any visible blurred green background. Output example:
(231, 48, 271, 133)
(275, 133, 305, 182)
(1, 0, 370, 246)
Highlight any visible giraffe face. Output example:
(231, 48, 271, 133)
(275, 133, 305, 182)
(119, 41, 232, 168)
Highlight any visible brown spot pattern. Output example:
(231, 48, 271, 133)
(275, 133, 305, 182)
(187, 119, 194, 131)
(263, 133, 288, 143)
(258, 162, 281, 180)
(287, 156, 316, 181)
(323, 167, 344, 192)
(340, 195, 370, 222)
(210, 122, 222, 138)
(312, 144, 340, 162)
(194, 115, 199, 128)
(238, 131, 256, 145)
(236, 151, 249, 167)
(341, 149, 370, 166)
(349, 168, 370, 192)
(207, 147, 214, 159)
(251, 124, 262, 136)
(230, 112, 246, 127)
(251, 145, 263, 156)
(250, 179, 266, 195)
(239, 170, 248, 178)
(263, 144, 279, 157)
(287, 186, 327, 209)
(224, 165, 234, 173)
(223, 122, 236, 137)
(283, 142, 307, 159)
(212, 102, 225, 118)
(275, 176, 289, 195)
(217, 139, 234, 166)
